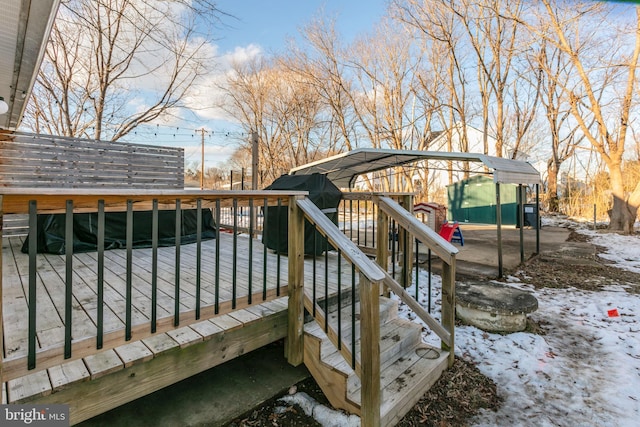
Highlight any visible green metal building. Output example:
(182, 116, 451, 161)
(447, 175, 518, 225)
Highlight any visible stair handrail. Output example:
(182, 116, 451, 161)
(296, 198, 385, 281)
(287, 195, 385, 426)
(376, 196, 458, 264)
(375, 195, 457, 365)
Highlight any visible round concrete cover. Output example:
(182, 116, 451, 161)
(456, 281, 538, 315)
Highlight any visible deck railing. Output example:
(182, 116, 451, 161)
(341, 192, 457, 356)
(0, 189, 305, 382)
(2, 187, 456, 426)
(289, 192, 457, 426)
(374, 195, 457, 365)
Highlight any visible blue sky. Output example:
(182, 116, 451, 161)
(131, 1, 389, 169)
(215, 1, 388, 53)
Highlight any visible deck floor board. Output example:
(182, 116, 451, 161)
(2, 232, 355, 380)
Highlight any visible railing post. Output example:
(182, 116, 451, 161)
(359, 274, 381, 427)
(399, 194, 414, 288)
(441, 258, 456, 367)
(286, 195, 305, 366)
(375, 198, 389, 297)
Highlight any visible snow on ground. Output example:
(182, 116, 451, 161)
(581, 229, 640, 273)
(280, 219, 640, 426)
(277, 392, 361, 427)
(458, 283, 640, 427)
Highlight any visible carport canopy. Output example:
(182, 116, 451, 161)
(289, 147, 542, 278)
(289, 148, 541, 188)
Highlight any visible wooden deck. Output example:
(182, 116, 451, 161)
(2, 232, 351, 397)
(0, 191, 457, 426)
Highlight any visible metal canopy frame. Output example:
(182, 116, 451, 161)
(289, 148, 542, 277)
(289, 148, 541, 188)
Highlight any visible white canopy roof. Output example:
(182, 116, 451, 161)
(289, 148, 541, 188)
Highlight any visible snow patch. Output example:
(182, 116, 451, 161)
(279, 217, 640, 426)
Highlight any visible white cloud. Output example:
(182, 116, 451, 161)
(220, 44, 263, 68)
(182, 43, 264, 122)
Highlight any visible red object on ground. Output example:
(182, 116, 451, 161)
(438, 221, 458, 242)
(607, 308, 620, 317)
(437, 220, 465, 245)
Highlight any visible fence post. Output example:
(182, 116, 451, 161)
(441, 258, 456, 368)
(286, 195, 305, 366)
(375, 198, 389, 297)
(359, 274, 381, 427)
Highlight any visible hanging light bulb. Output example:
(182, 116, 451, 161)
(0, 97, 8, 115)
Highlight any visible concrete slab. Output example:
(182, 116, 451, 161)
(428, 224, 572, 278)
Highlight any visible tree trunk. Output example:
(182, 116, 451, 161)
(546, 160, 560, 212)
(627, 180, 640, 229)
(608, 166, 637, 233)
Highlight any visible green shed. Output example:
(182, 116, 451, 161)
(447, 175, 518, 225)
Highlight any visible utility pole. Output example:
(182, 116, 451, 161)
(251, 131, 259, 190)
(251, 131, 259, 237)
(198, 128, 206, 189)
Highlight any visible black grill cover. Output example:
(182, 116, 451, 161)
(263, 174, 342, 255)
(21, 209, 216, 254)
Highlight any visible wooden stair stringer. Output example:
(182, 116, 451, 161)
(303, 321, 361, 415)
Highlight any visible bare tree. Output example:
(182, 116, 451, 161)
(345, 18, 425, 192)
(504, 46, 542, 160)
(531, 42, 584, 211)
(288, 15, 426, 192)
(293, 17, 359, 152)
(23, 0, 222, 140)
(536, 0, 640, 232)
(393, 0, 475, 185)
(222, 55, 331, 184)
(222, 57, 288, 183)
(444, 0, 526, 158)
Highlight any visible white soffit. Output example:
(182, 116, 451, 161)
(0, 0, 60, 130)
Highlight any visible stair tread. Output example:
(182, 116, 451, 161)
(325, 297, 398, 321)
(348, 343, 449, 417)
(357, 318, 422, 368)
(324, 297, 398, 338)
(304, 296, 403, 360)
(322, 347, 356, 376)
(305, 297, 397, 338)
(305, 317, 421, 367)
(303, 294, 450, 424)
(304, 317, 423, 398)
(380, 344, 449, 425)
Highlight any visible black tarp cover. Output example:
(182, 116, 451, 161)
(262, 173, 342, 255)
(21, 209, 216, 254)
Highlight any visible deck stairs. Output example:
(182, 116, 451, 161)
(303, 295, 449, 426)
